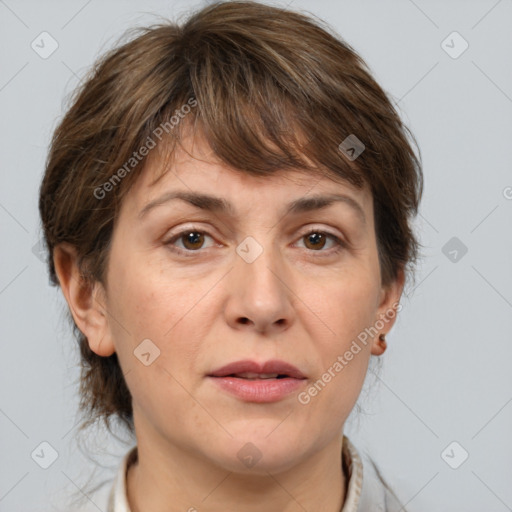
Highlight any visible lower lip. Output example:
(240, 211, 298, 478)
(208, 376, 306, 403)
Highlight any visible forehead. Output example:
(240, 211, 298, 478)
(123, 131, 373, 222)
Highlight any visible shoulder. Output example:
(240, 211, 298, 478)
(71, 447, 136, 512)
(62, 479, 112, 512)
(358, 449, 406, 512)
(342, 435, 406, 512)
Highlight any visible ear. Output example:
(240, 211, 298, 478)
(371, 267, 405, 356)
(53, 242, 115, 357)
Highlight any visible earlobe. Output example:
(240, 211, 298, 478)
(53, 243, 116, 357)
(371, 268, 405, 356)
(371, 333, 387, 356)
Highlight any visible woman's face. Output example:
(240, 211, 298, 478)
(94, 132, 403, 473)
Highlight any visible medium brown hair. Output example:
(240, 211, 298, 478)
(38, 0, 423, 435)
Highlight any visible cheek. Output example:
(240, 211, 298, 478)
(108, 246, 193, 338)
(313, 268, 380, 342)
(111, 268, 211, 432)
(302, 269, 379, 394)
(107, 253, 214, 384)
(298, 280, 377, 427)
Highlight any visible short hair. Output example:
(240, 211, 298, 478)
(38, 0, 423, 435)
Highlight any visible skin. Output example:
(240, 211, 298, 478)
(54, 130, 404, 512)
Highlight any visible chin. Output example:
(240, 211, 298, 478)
(205, 427, 309, 475)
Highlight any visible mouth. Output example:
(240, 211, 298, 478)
(221, 372, 291, 380)
(208, 359, 306, 380)
(207, 360, 307, 403)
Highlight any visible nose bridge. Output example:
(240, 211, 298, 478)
(236, 233, 286, 299)
(226, 232, 293, 331)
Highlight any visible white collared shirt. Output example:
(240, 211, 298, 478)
(81, 435, 404, 511)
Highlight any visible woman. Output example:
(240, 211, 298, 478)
(38, 1, 423, 510)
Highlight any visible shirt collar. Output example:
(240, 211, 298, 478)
(107, 435, 364, 512)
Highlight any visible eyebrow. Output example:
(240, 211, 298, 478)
(138, 190, 366, 225)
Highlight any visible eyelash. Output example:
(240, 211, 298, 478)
(163, 225, 346, 258)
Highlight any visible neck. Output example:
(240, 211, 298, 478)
(126, 432, 347, 512)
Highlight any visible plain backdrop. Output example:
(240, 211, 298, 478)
(1, 1, 511, 511)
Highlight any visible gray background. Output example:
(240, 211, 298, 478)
(1, 0, 511, 511)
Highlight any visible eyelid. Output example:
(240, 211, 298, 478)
(297, 224, 344, 239)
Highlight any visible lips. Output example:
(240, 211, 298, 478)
(208, 359, 306, 380)
(207, 359, 307, 403)
(230, 372, 282, 380)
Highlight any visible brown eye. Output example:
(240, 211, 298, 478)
(297, 229, 345, 255)
(180, 231, 205, 250)
(165, 228, 216, 255)
(303, 232, 328, 250)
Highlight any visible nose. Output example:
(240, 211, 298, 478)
(223, 239, 295, 335)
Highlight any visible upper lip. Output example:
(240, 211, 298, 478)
(208, 359, 306, 379)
